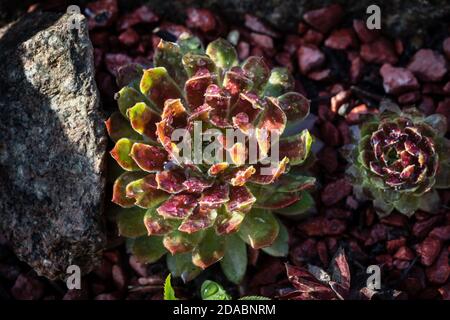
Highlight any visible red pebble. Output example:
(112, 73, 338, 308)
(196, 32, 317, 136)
(407, 49, 448, 82)
(186, 8, 216, 33)
(86, 0, 118, 29)
(244, 14, 280, 38)
(250, 33, 274, 50)
(426, 248, 450, 284)
(303, 29, 324, 46)
(436, 99, 450, 132)
(443, 37, 450, 60)
(118, 28, 140, 47)
(325, 28, 356, 50)
(320, 121, 340, 146)
(318, 147, 338, 173)
(386, 238, 407, 252)
(297, 44, 325, 74)
(394, 246, 415, 261)
(308, 69, 331, 81)
(321, 178, 352, 206)
(346, 104, 370, 124)
(430, 225, 450, 241)
(352, 19, 380, 43)
(419, 96, 435, 115)
(117, 5, 159, 30)
(331, 90, 351, 113)
(416, 237, 442, 266)
(398, 91, 421, 104)
(381, 213, 408, 227)
(365, 224, 388, 246)
(303, 4, 343, 34)
(360, 38, 398, 64)
(413, 216, 441, 238)
(104, 53, 133, 75)
(379, 64, 419, 95)
(237, 41, 250, 60)
(347, 51, 364, 83)
(11, 274, 44, 300)
(298, 217, 347, 236)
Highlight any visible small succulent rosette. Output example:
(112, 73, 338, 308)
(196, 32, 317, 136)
(106, 34, 316, 283)
(346, 102, 450, 217)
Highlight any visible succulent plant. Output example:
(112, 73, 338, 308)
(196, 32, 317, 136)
(106, 33, 315, 283)
(346, 102, 450, 217)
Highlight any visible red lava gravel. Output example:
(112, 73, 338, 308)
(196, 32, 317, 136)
(0, 0, 449, 300)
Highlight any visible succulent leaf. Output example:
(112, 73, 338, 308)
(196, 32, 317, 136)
(107, 36, 315, 282)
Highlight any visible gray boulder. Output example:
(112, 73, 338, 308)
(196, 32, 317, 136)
(0, 12, 107, 279)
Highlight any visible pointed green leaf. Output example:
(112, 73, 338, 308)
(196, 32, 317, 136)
(238, 208, 279, 249)
(163, 274, 178, 300)
(278, 92, 310, 129)
(393, 194, 420, 217)
(132, 235, 167, 264)
(220, 234, 247, 284)
(182, 53, 216, 78)
(192, 228, 226, 269)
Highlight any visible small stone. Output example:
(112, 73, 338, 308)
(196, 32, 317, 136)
(436, 99, 450, 132)
(379, 64, 419, 95)
(298, 217, 346, 236)
(321, 178, 352, 206)
(412, 216, 440, 238)
(318, 147, 338, 173)
(118, 28, 140, 47)
(244, 14, 280, 38)
(86, 0, 118, 29)
(11, 274, 44, 300)
(284, 35, 303, 54)
(419, 96, 435, 115)
(347, 51, 364, 83)
(325, 28, 356, 50)
(237, 41, 250, 60)
(395, 39, 404, 56)
(429, 225, 450, 241)
(320, 121, 340, 146)
(250, 33, 274, 50)
(186, 8, 216, 33)
(129, 256, 148, 277)
(352, 19, 380, 43)
(117, 5, 159, 30)
(381, 213, 408, 227)
(112, 264, 128, 290)
(393, 259, 410, 270)
(303, 29, 324, 46)
(346, 104, 370, 124)
(308, 68, 331, 81)
(297, 45, 325, 74)
(331, 90, 351, 113)
(407, 49, 448, 82)
(426, 248, 450, 284)
(360, 38, 398, 64)
(275, 52, 293, 73)
(105, 53, 133, 75)
(416, 237, 442, 266)
(303, 4, 343, 34)
(443, 37, 450, 60)
(386, 238, 407, 253)
(398, 91, 421, 104)
(365, 224, 388, 246)
(394, 246, 415, 261)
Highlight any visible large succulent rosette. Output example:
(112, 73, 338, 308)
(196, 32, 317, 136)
(346, 103, 450, 217)
(106, 34, 316, 283)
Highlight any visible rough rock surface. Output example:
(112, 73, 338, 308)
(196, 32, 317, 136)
(0, 13, 107, 279)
